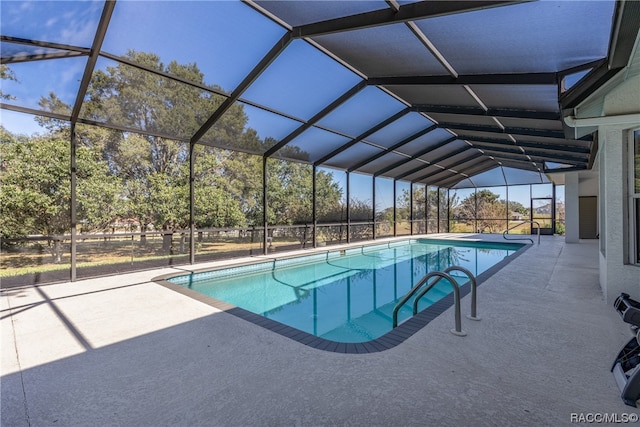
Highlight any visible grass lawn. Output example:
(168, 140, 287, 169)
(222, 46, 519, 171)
(1, 235, 266, 278)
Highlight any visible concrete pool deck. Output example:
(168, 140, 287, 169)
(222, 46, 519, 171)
(1, 234, 638, 426)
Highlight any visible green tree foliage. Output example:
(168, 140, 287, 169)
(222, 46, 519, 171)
(398, 186, 428, 218)
(507, 200, 529, 216)
(22, 49, 345, 256)
(0, 130, 121, 261)
(348, 198, 374, 240)
(263, 159, 342, 226)
(396, 188, 411, 222)
(0, 65, 16, 100)
(452, 189, 507, 233)
(36, 92, 72, 132)
(426, 187, 440, 231)
(84, 51, 225, 139)
(35, 51, 253, 246)
(193, 147, 247, 228)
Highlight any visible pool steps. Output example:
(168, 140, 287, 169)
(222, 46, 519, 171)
(392, 265, 480, 337)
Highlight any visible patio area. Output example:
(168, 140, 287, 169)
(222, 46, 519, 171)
(1, 234, 636, 426)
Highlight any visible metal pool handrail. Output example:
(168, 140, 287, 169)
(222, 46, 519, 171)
(413, 266, 480, 321)
(392, 271, 466, 336)
(503, 220, 541, 245)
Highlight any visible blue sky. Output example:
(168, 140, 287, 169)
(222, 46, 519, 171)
(1, 0, 378, 140)
(1, 0, 611, 145)
(2, 0, 283, 135)
(0, 0, 579, 202)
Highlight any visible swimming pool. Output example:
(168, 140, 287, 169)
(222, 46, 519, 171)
(160, 238, 526, 351)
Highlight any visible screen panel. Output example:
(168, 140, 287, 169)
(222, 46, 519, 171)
(316, 86, 407, 137)
(414, 1, 614, 73)
(323, 143, 383, 170)
(277, 126, 353, 163)
(383, 85, 476, 107)
(395, 128, 457, 157)
(79, 57, 223, 141)
(1, 57, 85, 113)
(366, 112, 435, 149)
(102, 1, 286, 92)
(208, 102, 303, 155)
(355, 152, 410, 176)
(242, 39, 361, 121)
(469, 85, 560, 112)
(254, 1, 387, 27)
(313, 23, 449, 77)
(1, 1, 102, 46)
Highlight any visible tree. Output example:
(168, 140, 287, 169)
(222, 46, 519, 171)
(193, 147, 247, 228)
(31, 50, 344, 254)
(36, 50, 255, 252)
(427, 187, 441, 232)
(508, 200, 529, 217)
(396, 188, 411, 223)
(0, 65, 17, 100)
(348, 198, 373, 240)
(262, 159, 343, 244)
(396, 186, 429, 233)
(0, 130, 121, 261)
(452, 189, 507, 233)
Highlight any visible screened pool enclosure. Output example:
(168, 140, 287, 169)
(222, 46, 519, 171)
(1, 0, 629, 285)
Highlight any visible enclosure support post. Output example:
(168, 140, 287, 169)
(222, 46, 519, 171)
(552, 184, 557, 234)
(437, 187, 441, 233)
(346, 171, 351, 244)
(393, 179, 397, 237)
(505, 184, 509, 233)
(70, 124, 77, 282)
(443, 188, 451, 233)
(474, 187, 478, 233)
(312, 165, 317, 248)
(372, 177, 377, 240)
(262, 156, 268, 255)
(425, 185, 429, 234)
(410, 182, 414, 235)
(189, 143, 195, 265)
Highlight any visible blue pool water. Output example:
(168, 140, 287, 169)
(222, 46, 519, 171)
(168, 239, 523, 343)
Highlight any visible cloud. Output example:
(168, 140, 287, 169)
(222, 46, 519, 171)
(45, 17, 59, 28)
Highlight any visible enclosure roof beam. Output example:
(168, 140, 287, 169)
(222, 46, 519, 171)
(470, 143, 589, 164)
(608, 0, 640, 69)
(410, 152, 484, 182)
(264, 80, 367, 158)
(413, 153, 492, 186)
(373, 136, 457, 177)
(482, 151, 585, 167)
(395, 145, 472, 180)
(191, 32, 293, 145)
(429, 159, 497, 187)
(456, 134, 591, 154)
(291, 1, 527, 38)
(438, 122, 565, 139)
(71, 0, 116, 123)
(543, 164, 588, 173)
(412, 104, 560, 121)
(1, 51, 87, 65)
(313, 107, 411, 166)
(497, 159, 543, 171)
(1, 103, 71, 122)
(0, 35, 91, 55)
(347, 124, 437, 172)
(368, 73, 557, 86)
